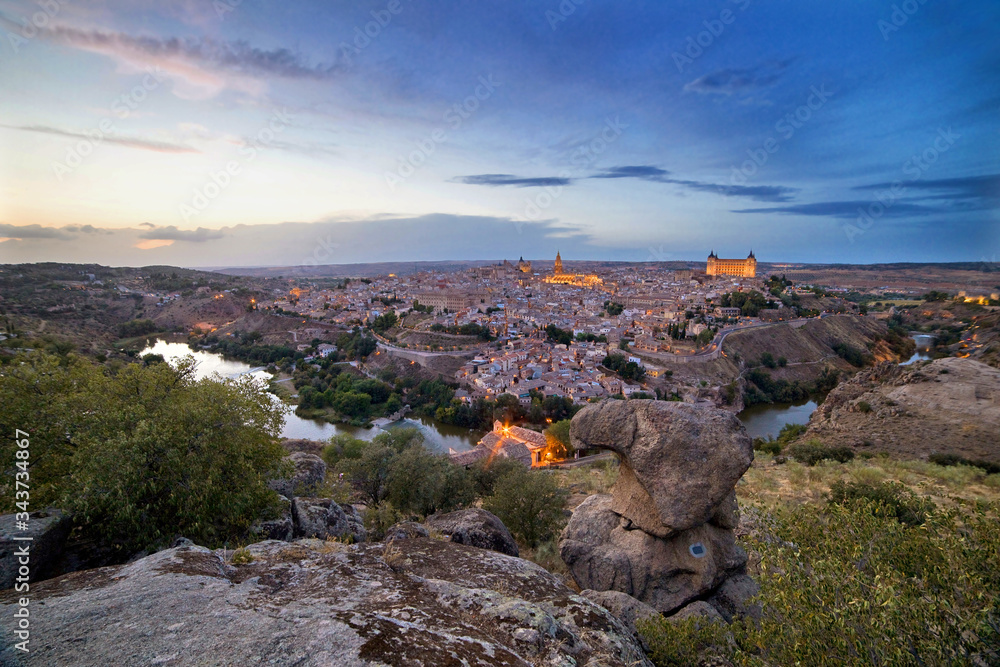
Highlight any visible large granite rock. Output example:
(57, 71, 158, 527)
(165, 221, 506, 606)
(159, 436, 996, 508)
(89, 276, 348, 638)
(570, 401, 753, 537)
(0, 538, 651, 666)
(707, 573, 762, 623)
(339, 503, 368, 544)
(291, 497, 350, 540)
(0, 510, 72, 590)
(252, 495, 293, 542)
(561, 494, 746, 615)
(384, 521, 430, 541)
(425, 508, 519, 557)
(269, 452, 327, 499)
(582, 589, 661, 645)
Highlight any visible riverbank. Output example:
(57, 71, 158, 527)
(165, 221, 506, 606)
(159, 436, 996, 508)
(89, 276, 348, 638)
(140, 339, 479, 453)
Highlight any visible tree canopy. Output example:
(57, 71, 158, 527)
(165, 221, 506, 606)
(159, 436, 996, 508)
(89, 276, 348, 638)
(0, 351, 287, 554)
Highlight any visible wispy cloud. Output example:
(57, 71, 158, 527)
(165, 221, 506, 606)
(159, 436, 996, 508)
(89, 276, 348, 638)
(1, 124, 199, 154)
(11, 22, 341, 99)
(677, 181, 798, 203)
(457, 174, 574, 187)
(591, 165, 798, 202)
(0, 223, 69, 239)
(139, 225, 226, 242)
(684, 61, 792, 96)
(456, 166, 796, 202)
(731, 201, 939, 218)
(854, 173, 1000, 207)
(591, 166, 671, 180)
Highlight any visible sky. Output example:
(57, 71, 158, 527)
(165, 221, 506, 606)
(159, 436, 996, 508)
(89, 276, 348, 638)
(0, 0, 997, 267)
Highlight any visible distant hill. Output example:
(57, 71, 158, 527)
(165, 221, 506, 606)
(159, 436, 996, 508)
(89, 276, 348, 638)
(209, 260, 499, 278)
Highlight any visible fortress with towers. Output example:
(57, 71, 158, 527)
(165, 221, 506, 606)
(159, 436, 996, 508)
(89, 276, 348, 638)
(706, 250, 757, 278)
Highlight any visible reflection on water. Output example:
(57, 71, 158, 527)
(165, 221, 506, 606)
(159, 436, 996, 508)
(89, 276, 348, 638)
(901, 334, 935, 366)
(140, 339, 474, 453)
(738, 398, 819, 440)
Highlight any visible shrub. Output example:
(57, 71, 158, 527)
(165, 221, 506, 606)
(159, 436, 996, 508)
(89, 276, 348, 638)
(857, 400, 872, 413)
(482, 468, 567, 548)
(0, 351, 287, 555)
(638, 615, 733, 667)
(787, 440, 855, 466)
(638, 500, 1000, 666)
(833, 342, 870, 367)
(231, 547, 254, 565)
(469, 457, 526, 497)
(776, 422, 808, 443)
(364, 501, 404, 541)
(386, 445, 474, 517)
(321, 434, 368, 468)
(753, 437, 782, 456)
(929, 452, 1000, 475)
(829, 480, 935, 527)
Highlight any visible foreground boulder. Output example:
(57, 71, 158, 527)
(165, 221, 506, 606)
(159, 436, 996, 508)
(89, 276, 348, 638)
(570, 400, 753, 537)
(562, 495, 746, 614)
(425, 508, 519, 557)
(581, 589, 660, 646)
(0, 539, 651, 666)
(269, 452, 327, 499)
(561, 401, 755, 618)
(384, 521, 430, 541)
(0, 510, 71, 590)
(252, 495, 293, 541)
(291, 497, 351, 541)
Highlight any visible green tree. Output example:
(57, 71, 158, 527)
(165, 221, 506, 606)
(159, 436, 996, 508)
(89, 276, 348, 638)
(387, 446, 473, 517)
(0, 351, 286, 554)
(339, 443, 397, 506)
(544, 419, 573, 459)
(482, 468, 568, 548)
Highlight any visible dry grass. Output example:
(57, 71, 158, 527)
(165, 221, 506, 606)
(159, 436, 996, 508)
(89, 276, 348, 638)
(740, 452, 1000, 510)
(550, 460, 619, 496)
(381, 538, 407, 572)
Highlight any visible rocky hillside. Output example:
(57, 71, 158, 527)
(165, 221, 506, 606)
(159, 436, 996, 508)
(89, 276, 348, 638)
(799, 357, 1000, 463)
(0, 532, 649, 666)
(722, 315, 904, 373)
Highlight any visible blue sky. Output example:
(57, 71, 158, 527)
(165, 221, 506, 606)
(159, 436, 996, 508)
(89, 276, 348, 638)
(0, 0, 997, 267)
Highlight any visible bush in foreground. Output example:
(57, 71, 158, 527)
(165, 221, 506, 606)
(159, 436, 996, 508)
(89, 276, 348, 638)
(638, 499, 1000, 666)
(0, 351, 287, 554)
(482, 467, 567, 548)
(787, 439, 855, 466)
(829, 479, 935, 526)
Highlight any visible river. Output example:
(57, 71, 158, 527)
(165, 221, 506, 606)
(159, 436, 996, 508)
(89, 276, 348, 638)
(737, 398, 819, 441)
(139, 340, 477, 454)
(901, 334, 935, 365)
(737, 334, 934, 438)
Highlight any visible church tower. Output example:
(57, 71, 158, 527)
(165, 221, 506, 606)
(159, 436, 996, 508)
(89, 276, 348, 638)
(554, 251, 563, 275)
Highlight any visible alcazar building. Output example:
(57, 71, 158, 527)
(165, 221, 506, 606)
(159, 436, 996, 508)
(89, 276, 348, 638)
(706, 250, 757, 278)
